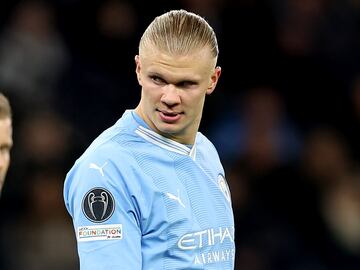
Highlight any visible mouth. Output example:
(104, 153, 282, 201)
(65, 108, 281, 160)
(157, 109, 182, 123)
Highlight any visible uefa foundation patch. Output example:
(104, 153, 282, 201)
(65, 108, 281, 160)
(77, 224, 123, 242)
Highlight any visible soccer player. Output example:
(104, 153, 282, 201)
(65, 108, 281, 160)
(64, 9, 235, 269)
(0, 93, 12, 196)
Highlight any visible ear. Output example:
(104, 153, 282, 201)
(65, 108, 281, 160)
(135, 55, 142, 85)
(206, 66, 222, 95)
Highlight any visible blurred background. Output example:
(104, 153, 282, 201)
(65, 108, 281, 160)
(0, 0, 359, 269)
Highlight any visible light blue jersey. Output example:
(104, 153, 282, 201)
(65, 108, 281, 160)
(64, 110, 235, 270)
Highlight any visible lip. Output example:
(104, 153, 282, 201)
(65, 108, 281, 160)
(157, 110, 182, 123)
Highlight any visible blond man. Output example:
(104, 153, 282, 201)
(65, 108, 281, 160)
(64, 10, 235, 269)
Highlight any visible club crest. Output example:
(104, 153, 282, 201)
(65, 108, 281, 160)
(218, 174, 231, 204)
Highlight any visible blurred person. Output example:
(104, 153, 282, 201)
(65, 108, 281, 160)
(273, 0, 328, 57)
(302, 128, 350, 186)
(296, 127, 360, 269)
(2, 108, 82, 219)
(0, 108, 81, 269)
(1, 167, 78, 270)
(17, 109, 74, 167)
(270, 0, 354, 130)
(57, 0, 140, 142)
(64, 9, 235, 270)
(0, 93, 12, 196)
(0, 0, 69, 114)
(322, 172, 360, 256)
(210, 86, 302, 169)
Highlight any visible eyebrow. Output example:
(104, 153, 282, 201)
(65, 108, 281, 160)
(148, 72, 200, 85)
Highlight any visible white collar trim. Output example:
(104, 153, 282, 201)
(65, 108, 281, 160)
(135, 126, 196, 160)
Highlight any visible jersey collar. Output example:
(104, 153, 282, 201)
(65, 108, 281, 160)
(135, 125, 197, 160)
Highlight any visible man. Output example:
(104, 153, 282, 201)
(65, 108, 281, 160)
(0, 93, 12, 196)
(64, 9, 235, 269)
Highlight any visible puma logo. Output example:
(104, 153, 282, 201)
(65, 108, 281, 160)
(89, 162, 108, 177)
(165, 189, 185, 208)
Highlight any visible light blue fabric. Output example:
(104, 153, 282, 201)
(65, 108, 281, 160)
(64, 110, 235, 269)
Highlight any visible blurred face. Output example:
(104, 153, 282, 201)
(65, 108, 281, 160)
(135, 46, 221, 144)
(0, 118, 12, 194)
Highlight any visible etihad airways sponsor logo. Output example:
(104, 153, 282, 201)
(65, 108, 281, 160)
(177, 226, 234, 250)
(77, 224, 122, 242)
(194, 248, 235, 265)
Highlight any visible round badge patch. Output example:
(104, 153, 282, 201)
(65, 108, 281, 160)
(218, 174, 231, 204)
(82, 187, 115, 223)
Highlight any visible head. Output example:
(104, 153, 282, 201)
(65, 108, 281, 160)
(135, 9, 221, 144)
(0, 93, 12, 195)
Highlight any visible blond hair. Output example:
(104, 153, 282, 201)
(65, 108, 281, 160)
(0, 93, 12, 120)
(139, 9, 218, 59)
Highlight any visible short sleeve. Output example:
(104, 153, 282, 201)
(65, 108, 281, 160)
(64, 151, 142, 270)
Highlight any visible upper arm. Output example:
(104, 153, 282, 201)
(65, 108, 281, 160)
(64, 153, 143, 269)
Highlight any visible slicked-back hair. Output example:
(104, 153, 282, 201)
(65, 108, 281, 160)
(139, 9, 218, 59)
(0, 93, 12, 120)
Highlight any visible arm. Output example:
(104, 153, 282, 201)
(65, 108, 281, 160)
(64, 156, 142, 270)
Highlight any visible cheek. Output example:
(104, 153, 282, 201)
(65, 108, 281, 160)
(4, 153, 10, 163)
(187, 93, 206, 108)
(0, 153, 10, 170)
(143, 84, 162, 101)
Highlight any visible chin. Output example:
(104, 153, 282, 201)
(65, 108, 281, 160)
(156, 125, 179, 136)
(158, 127, 178, 136)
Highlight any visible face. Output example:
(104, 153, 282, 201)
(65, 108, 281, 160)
(0, 118, 12, 194)
(135, 47, 221, 144)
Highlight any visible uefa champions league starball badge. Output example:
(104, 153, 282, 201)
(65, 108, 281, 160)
(82, 187, 115, 223)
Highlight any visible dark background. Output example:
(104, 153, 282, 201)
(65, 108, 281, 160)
(0, 0, 360, 269)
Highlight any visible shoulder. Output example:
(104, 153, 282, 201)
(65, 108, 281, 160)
(195, 131, 224, 173)
(66, 134, 142, 186)
(196, 131, 219, 155)
(64, 119, 147, 197)
(63, 134, 148, 218)
(75, 110, 148, 168)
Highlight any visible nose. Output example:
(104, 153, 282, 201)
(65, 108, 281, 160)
(160, 84, 180, 107)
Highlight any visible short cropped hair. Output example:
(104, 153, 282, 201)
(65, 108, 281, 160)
(139, 9, 218, 58)
(0, 93, 12, 120)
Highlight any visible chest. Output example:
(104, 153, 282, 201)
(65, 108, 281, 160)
(134, 150, 235, 268)
(138, 153, 234, 233)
